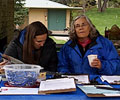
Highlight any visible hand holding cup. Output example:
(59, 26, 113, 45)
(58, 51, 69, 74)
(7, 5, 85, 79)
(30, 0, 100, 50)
(87, 55, 101, 69)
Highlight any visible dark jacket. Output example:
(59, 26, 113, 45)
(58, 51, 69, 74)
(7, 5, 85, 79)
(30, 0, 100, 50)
(58, 35, 120, 75)
(4, 31, 58, 72)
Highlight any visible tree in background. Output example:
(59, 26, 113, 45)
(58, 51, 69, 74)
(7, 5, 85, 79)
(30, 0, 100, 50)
(94, 0, 120, 12)
(51, 0, 96, 8)
(50, 0, 96, 13)
(51, 0, 120, 13)
(98, 0, 109, 12)
(14, 0, 28, 26)
(109, 0, 120, 8)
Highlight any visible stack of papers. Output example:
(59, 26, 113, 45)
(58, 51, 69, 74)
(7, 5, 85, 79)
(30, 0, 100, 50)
(62, 75, 90, 84)
(0, 87, 38, 95)
(101, 76, 120, 84)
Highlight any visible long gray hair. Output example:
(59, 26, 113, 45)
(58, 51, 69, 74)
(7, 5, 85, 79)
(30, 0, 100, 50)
(68, 15, 98, 41)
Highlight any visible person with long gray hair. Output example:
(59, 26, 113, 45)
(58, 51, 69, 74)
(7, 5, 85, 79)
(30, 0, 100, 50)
(58, 15, 120, 75)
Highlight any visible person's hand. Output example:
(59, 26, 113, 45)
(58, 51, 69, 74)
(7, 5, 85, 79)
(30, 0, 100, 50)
(2, 54, 10, 60)
(0, 59, 8, 74)
(91, 58, 101, 69)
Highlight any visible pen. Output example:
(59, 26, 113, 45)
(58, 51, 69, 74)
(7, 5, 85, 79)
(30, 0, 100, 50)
(95, 85, 120, 91)
(1, 88, 8, 91)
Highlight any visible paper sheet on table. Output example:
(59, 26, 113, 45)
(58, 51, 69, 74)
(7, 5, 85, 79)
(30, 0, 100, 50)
(0, 76, 1, 92)
(39, 78, 76, 91)
(104, 94, 120, 96)
(101, 76, 120, 84)
(0, 76, 1, 82)
(77, 85, 120, 94)
(62, 75, 90, 84)
(0, 87, 38, 95)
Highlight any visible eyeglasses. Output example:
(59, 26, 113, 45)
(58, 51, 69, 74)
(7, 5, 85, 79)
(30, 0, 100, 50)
(75, 23, 89, 28)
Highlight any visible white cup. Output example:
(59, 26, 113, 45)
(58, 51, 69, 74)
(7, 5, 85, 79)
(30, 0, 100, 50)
(87, 55, 97, 66)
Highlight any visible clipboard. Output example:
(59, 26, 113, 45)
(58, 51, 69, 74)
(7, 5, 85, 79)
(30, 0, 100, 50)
(77, 85, 120, 97)
(101, 75, 120, 84)
(38, 78, 76, 94)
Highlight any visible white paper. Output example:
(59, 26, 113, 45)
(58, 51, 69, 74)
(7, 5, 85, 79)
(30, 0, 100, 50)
(0, 76, 1, 92)
(101, 76, 120, 83)
(104, 94, 120, 96)
(0, 76, 1, 82)
(62, 75, 90, 84)
(39, 78, 76, 91)
(0, 87, 38, 95)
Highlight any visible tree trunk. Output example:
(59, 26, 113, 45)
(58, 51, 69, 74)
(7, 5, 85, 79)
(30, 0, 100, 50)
(101, 0, 108, 12)
(98, 0, 109, 12)
(82, 0, 86, 14)
(98, 0, 102, 12)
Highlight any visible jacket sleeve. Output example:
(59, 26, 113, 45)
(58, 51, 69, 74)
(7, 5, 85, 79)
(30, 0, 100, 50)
(98, 39, 120, 75)
(58, 44, 71, 74)
(4, 40, 19, 59)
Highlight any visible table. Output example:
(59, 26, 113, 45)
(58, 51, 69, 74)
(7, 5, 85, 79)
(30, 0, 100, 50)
(0, 85, 120, 100)
(1, 75, 120, 100)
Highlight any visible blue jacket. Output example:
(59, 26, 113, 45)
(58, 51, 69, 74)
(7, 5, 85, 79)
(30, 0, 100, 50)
(58, 35, 120, 75)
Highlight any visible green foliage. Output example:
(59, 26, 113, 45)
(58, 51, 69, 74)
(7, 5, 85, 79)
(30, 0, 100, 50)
(50, 0, 96, 7)
(14, 0, 28, 25)
(109, 0, 120, 7)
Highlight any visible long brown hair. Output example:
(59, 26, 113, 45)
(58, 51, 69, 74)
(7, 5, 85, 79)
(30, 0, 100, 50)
(23, 21, 48, 64)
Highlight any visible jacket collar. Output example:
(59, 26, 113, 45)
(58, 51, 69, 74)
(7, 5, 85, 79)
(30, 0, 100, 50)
(19, 29, 26, 45)
(68, 35, 103, 57)
(69, 37, 98, 49)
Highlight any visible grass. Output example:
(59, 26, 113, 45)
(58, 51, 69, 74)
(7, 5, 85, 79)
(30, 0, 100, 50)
(49, 36, 66, 44)
(85, 8, 120, 36)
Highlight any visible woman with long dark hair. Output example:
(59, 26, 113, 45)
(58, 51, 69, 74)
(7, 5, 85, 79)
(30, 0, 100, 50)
(4, 21, 58, 72)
